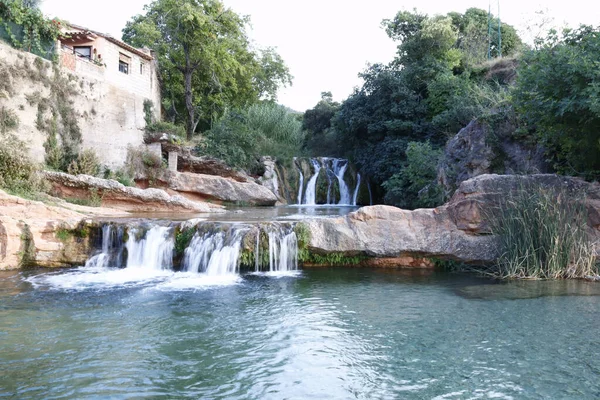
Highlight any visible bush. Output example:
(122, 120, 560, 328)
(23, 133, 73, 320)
(0, 112, 46, 196)
(125, 146, 165, 185)
(198, 103, 304, 171)
(144, 121, 186, 143)
(67, 149, 101, 176)
(488, 184, 597, 279)
(382, 141, 444, 209)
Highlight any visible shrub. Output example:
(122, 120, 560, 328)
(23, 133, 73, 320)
(199, 103, 304, 171)
(144, 121, 186, 143)
(125, 146, 165, 185)
(488, 184, 597, 279)
(67, 149, 101, 176)
(0, 114, 46, 196)
(383, 141, 444, 209)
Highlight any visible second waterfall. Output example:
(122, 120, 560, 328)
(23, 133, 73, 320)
(295, 157, 365, 206)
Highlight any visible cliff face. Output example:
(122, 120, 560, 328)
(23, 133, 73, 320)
(0, 41, 155, 169)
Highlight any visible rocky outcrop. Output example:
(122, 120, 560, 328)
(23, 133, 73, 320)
(438, 119, 547, 196)
(167, 171, 278, 206)
(0, 190, 94, 269)
(44, 171, 222, 213)
(302, 174, 600, 264)
(160, 143, 252, 182)
(256, 157, 284, 203)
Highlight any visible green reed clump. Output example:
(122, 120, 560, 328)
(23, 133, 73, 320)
(488, 185, 597, 279)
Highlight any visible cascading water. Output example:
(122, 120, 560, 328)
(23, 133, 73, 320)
(254, 224, 298, 273)
(303, 159, 321, 205)
(297, 158, 362, 206)
(332, 159, 351, 205)
(183, 226, 249, 276)
(126, 226, 174, 270)
(352, 173, 361, 206)
(85, 224, 125, 269)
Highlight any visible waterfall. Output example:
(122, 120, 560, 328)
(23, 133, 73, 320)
(302, 159, 321, 205)
(294, 158, 304, 205)
(255, 224, 298, 272)
(183, 226, 248, 276)
(85, 224, 124, 269)
(367, 181, 373, 206)
(126, 226, 174, 270)
(332, 159, 351, 205)
(352, 173, 361, 206)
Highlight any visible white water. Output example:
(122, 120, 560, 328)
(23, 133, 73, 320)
(332, 159, 351, 205)
(183, 227, 248, 276)
(352, 173, 361, 206)
(126, 226, 174, 271)
(297, 158, 361, 205)
(303, 159, 321, 205)
(267, 228, 298, 273)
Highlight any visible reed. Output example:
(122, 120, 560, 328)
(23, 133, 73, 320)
(488, 184, 597, 279)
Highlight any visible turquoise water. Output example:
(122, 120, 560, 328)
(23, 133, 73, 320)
(0, 268, 599, 399)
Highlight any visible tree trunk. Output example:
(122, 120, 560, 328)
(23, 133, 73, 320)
(184, 68, 194, 141)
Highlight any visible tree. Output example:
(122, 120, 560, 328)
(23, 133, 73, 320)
(513, 25, 600, 178)
(123, 0, 291, 139)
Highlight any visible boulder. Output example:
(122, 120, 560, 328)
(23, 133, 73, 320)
(0, 190, 93, 269)
(43, 171, 222, 213)
(438, 119, 547, 196)
(167, 171, 278, 206)
(302, 174, 600, 264)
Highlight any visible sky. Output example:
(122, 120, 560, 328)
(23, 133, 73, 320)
(41, 0, 600, 112)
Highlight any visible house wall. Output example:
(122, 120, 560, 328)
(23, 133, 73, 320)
(1, 39, 161, 169)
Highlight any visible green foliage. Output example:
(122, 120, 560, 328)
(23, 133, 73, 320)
(0, 105, 19, 132)
(487, 184, 597, 279)
(0, 0, 63, 57)
(0, 109, 46, 196)
(303, 8, 523, 207)
(513, 25, 600, 179)
(125, 146, 166, 186)
(63, 188, 102, 207)
(143, 99, 154, 126)
(144, 121, 186, 143)
(175, 227, 196, 257)
(67, 149, 101, 176)
(382, 141, 444, 208)
(122, 0, 291, 139)
(199, 103, 304, 171)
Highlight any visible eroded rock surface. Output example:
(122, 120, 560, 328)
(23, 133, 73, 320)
(167, 171, 278, 206)
(44, 171, 221, 213)
(302, 174, 600, 264)
(0, 190, 93, 270)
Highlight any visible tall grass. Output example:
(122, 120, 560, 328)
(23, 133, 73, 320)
(488, 184, 597, 279)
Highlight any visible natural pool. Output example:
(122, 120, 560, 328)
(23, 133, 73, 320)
(1, 268, 598, 399)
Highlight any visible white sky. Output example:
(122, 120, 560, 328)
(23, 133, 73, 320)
(41, 0, 599, 112)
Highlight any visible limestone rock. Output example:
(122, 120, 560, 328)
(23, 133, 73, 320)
(167, 171, 278, 206)
(438, 119, 547, 195)
(0, 190, 92, 270)
(302, 174, 600, 264)
(256, 157, 284, 203)
(43, 171, 222, 213)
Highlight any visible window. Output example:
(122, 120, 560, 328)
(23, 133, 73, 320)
(119, 53, 131, 75)
(119, 60, 129, 74)
(140, 62, 145, 74)
(73, 46, 91, 59)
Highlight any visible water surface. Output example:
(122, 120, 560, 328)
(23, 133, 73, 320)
(1, 269, 598, 399)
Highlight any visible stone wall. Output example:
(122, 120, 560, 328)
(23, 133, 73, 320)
(0, 40, 161, 168)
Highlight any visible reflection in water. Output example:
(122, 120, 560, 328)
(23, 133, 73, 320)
(0, 269, 598, 399)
